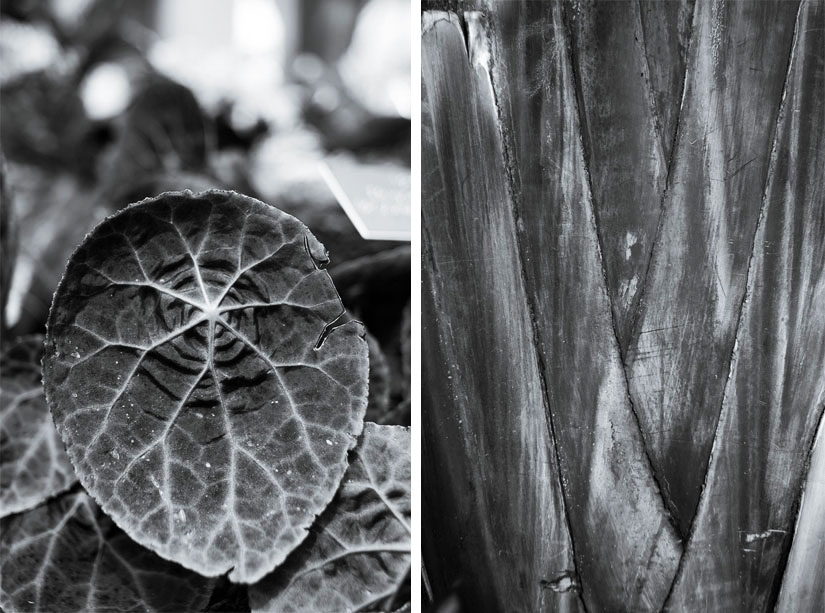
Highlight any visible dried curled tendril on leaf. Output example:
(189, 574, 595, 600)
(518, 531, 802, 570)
(249, 423, 411, 613)
(0, 490, 214, 613)
(0, 336, 76, 518)
(43, 190, 369, 583)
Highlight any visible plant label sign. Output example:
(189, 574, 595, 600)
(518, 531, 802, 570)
(319, 156, 411, 242)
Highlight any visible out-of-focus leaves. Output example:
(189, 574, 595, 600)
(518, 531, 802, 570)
(380, 398, 409, 429)
(249, 423, 411, 613)
(329, 246, 410, 319)
(0, 489, 214, 613)
(338, 0, 411, 121)
(0, 70, 95, 174)
(4, 164, 104, 336)
(278, 191, 403, 265)
(381, 302, 411, 426)
(0, 156, 15, 334)
(104, 75, 213, 194)
(306, 103, 411, 162)
(214, 102, 269, 152)
(0, 20, 61, 86)
(43, 190, 369, 583)
(209, 150, 259, 200)
(250, 130, 404, 264)
(365, 331, 391, 423)
(0, 335, 76, 518)
(106, 171, 220, 213)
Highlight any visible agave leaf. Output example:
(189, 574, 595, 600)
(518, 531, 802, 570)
(776, 415, 825, 612)
(249, 423, 410, 613)
(666, 3, 825, 607)
(43, 190, 369, 583)
(0, 336, 76, 517)
(625, 0, 801, 532)
(0, 489, 213, 613)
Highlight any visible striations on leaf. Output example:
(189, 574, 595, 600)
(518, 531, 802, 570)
(249, 423, 411, 613)
(42, 190, 369, 583)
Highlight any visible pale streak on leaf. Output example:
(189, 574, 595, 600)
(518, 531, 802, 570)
(665, 2, 825, 608)
(776, 407, 825, 612)
(249, 424, 410, 613)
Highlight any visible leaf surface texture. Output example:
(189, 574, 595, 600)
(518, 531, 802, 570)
(0, 489, 213, 613)
(43, 190, 369, 583)
(250, 423, 410, 613)
(1, 335, 76, 517)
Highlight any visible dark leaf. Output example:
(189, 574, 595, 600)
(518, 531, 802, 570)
(0, 489, 214, 613)
(43, 190, 369, 583)
(204, 575, 252, 613)
(105, 76, 213, 193)
(378, 398, 409, 429)
(249, 423, 410, 613)
(365, 332, 391, 423)
(399, 301, 410, 396)
(3, 164, 105, 336)
(275, 189, 403, 266)
(330, 247, 410, 409)
(0, 335, 76, 517)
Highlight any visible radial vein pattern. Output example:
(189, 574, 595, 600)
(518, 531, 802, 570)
(43, 191, 369, 583)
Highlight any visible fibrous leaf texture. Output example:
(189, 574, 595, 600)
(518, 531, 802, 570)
(42, 190, 369, 583)
(249, 423, 411, 613)
(0, 335, 76, 517)
(0, 489, 213, 613)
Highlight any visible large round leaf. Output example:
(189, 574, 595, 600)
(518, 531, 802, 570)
(0, 336, 76, 517)
(0, 489, 213, 613)
(249, 423, 411, 613)
(43, 190, 369, 583)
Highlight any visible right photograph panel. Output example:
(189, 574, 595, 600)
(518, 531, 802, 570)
(421, 1, 825, 611)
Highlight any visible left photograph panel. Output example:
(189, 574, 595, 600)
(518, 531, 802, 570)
(0, 1, 411, 611)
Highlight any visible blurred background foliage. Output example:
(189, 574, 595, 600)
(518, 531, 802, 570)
(0, 0, 410, 422)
